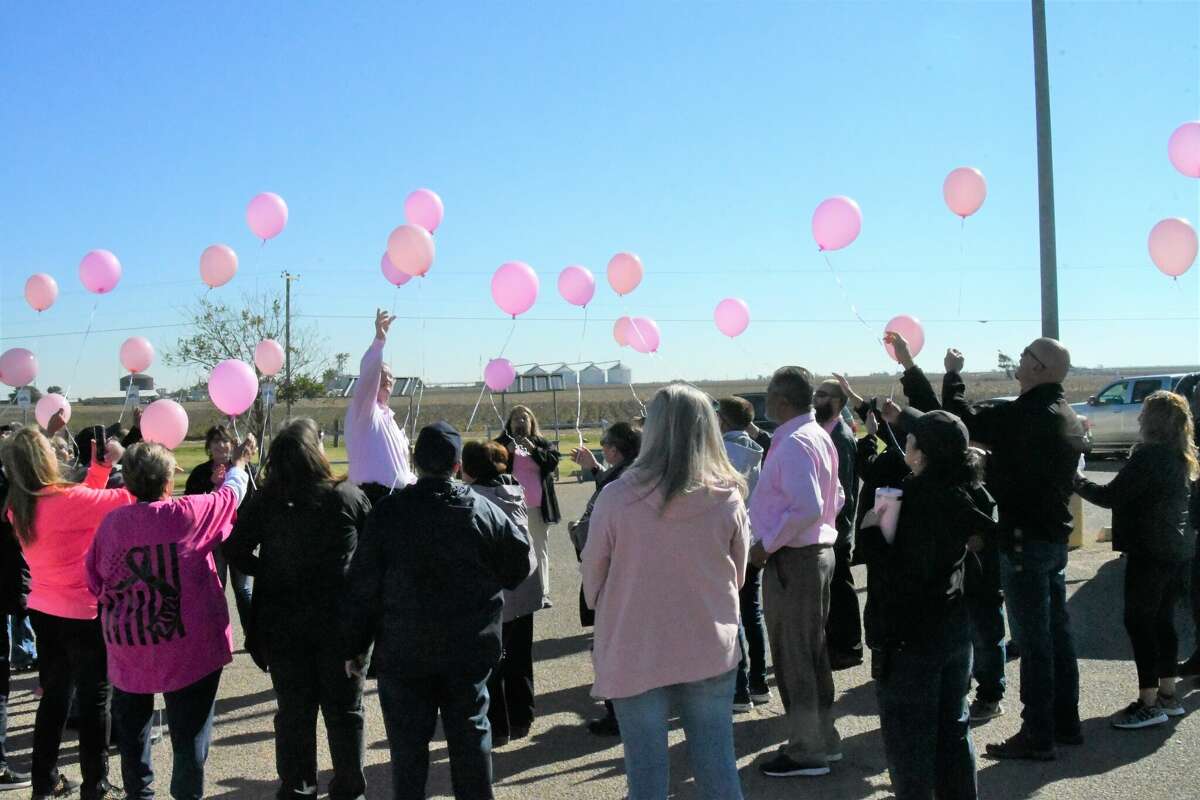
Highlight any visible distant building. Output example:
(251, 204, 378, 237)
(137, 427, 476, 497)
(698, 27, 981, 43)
(579, 363, 607, 386)
(119, 373, 155, 392)
(607, 362, 632, 385)
(550, 364, 578, 388)
(521, 365, 550, 392)
(325, 374, 355, 398)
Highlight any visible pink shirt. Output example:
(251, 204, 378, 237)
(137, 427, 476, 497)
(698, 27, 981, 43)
(749, 411, 843, 552)
(17, 463, 136, 620)
(86, 467, 249, 694)
(581, 473, 750, 699)
(346, 339, 415, 489)
(511, 449, 543, 509)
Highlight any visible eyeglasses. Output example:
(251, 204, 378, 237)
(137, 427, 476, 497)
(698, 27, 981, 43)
(813, 390, 833, 399)
(1022, 347, 1046, 369)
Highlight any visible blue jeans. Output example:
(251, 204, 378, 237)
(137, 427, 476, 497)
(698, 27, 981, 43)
(9, 615, 36, 667)
(1001, 539, 1080, 748)
(611, 669, 743, 800)
(965, 545, 1006, 703)
(876, 610, 977, 800)
(736, 565, 768, 698)
(113, 668, 222, 800)
(377, 670, 493, 800)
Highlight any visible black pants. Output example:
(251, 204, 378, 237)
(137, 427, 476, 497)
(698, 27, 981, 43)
(487, 615, 535, 738)
(0, 614, 10, 770)
(377, 670, 493, 800)
(826, 544, 863, 656)
(1191, 542, 1200, 650)
(271, 644, 366, 800)
(1124, 555, 1188, 689)
(113, 668, 221, 800)
(28, 611, 110, 799)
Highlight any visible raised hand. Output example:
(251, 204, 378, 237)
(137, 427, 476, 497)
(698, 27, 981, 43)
(881, 398, 902, 425)
(944, 348, 965, 374)
(375, 308, 397, 342)
(100, 439, 126, 468)
(232, 434, 258, 467)
(865, 407, 879, 436)
(46, 409, 68, 437)
(572, 446, 599, 471)
(883, 331, 915, 370)
(832, 373, 864, 407)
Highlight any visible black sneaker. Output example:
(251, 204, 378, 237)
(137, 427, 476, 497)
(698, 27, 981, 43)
(32, 774, 78, 799)
(92, 781, 126, 800)
(828, 649, 864, 671)
(586, 714, 619, 736)
(1179, 651, 1200, 678)
(1055, 729, 1085, 746)
(492, 733, 511, 747)
(749, 685, 771, 705)
(759, 753, 830, 777)
(968, 699, 1004, 723)
(733, 694, 754, 713)
(0, 766, 31, 790)
(1111, 700, 1168, 730)
(984, 731, 1055, 761)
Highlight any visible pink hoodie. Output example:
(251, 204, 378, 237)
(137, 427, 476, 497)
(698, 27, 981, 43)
(15, 463, 135, 620)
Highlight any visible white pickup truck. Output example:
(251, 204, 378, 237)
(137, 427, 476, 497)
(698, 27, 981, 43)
(1070, 372, 1200, 455)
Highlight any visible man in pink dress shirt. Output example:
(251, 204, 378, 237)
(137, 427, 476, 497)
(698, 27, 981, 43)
(749, 366, 845, 778)
(345, 310, 416, 505)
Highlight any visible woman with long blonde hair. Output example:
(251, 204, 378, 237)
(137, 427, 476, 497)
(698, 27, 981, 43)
(1, 426, 133, 800)
(1075, 390, 1198, 729)
(581, 383, 749, 799)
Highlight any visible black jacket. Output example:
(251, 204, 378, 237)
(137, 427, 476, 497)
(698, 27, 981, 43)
(1074, 443, 1195, 563)
(859, 474, 998, 650)
(495, 431, 561, 525)
(340, 477, 533, 676)
(184, 460, 258, 497)
(224, 481, 372, 670)
(573, 461, 631, 628)
(900, 366, 941, 413)
(828, 419, 858, 550)
(0, 471, 30, 616)
(941, 376, 1087, 544)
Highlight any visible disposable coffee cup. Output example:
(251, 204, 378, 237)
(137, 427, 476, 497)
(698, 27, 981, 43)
(874, 487, 903, 544)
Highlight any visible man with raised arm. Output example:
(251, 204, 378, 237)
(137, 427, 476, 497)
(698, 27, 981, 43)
(346, 309, 415, 505)
(940, 338, 1087, 761)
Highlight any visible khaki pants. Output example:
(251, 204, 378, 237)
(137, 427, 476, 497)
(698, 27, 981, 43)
(528, 512, 551, 602)
(763, 544, 840, 762)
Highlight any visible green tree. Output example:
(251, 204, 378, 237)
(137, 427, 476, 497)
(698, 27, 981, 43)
(997, 351, 1016, 379)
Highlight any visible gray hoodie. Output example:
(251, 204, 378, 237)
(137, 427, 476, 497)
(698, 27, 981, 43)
(469, 476, 542, 622)
(723, 430, 764, 499)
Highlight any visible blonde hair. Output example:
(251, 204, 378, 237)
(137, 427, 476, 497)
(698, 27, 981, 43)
(627, 382, 747, 509)
(0, 426, 72, 544)
(1139, 390, 1199, 480)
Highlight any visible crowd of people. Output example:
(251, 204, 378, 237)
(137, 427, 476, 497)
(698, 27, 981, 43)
(0, 309, 1198, 800)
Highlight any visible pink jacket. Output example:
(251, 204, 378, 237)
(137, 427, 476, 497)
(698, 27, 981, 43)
(581, 473, 750, 699)
(15, 463, 135, 620)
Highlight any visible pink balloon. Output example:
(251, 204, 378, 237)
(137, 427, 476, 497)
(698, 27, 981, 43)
(1148, 218, 1198, 277)
(557, 265, 595, 307)
(491, 262, 540, 317)
(404, 188, 445, 233)
(24, 273, 58, 312)
(246, 192, 289, 241)
(79, 250, 122, 294)
(811, 197, 862, 251)
(0, 348, 37, 387)
(628, 317, 660, 354)
(380, 252, 412, 286)
(120, 336, 154, 373)
(484, 358, 516, 392)
(607, 253, 643, 296)
(141, 399, 189, 450)
(200, 244, 238, 288)
(613, 316, 634, 347)
(35, 393, 71, 430)
(943, 167, 988, 218)
(387, 224, 436, 277)
(714, 298, 750, 338)
(882, 315, 926, 362)
(208, 359, 259, 416)
(255, 339, 285, 376)
(1168, 121, 1200, 179)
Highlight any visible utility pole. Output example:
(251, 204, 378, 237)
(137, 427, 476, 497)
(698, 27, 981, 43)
(1032, 0, 1059, 339)
(282, 271, 300, 418)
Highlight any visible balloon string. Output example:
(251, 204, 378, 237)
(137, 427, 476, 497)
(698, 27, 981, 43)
(64, 299, 100, 398)
(466, 318, 520, 435)
(956, 217, 967, 319)
(409, 382, 424, 442)
(821, 253, 878, 353)
(574, 306, 588, 448)
(464, 383, 488, 434)
(229, 416, 258, 491)
(488, 390, 507, 428)
(497, 318, 518, 358)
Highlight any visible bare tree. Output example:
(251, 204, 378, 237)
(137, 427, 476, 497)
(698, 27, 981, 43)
(166, 290, 326, 429)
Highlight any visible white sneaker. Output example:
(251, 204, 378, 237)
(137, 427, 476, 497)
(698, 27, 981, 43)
(1157, 694, 1185, 718)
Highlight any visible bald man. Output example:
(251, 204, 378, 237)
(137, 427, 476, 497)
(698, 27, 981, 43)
(941, 337, 1088, 761)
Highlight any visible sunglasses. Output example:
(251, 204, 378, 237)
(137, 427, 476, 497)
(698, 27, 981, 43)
(1022, 347, 1046, 369)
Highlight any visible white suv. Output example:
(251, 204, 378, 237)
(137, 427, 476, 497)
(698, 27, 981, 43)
(1071, 373, 1200, 454)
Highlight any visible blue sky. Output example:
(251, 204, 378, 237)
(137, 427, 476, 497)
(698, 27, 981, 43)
(2, 1, 1198, 398)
